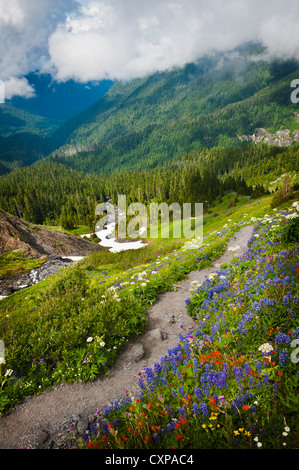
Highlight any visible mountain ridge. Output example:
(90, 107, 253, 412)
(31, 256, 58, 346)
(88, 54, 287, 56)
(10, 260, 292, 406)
(48, 54, 299, 175)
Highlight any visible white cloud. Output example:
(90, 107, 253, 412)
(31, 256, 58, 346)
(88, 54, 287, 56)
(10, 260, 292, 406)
(0, 0, 79, 98)
(3, 77, 36, 100)
(47, 0, 299, 83)
(2, 0, 299, 94)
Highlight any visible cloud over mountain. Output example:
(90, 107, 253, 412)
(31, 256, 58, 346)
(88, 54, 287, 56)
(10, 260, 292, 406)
(0, 0, 79, 98)
(47, 0, 299, 82)
(2, 0, 299, 97)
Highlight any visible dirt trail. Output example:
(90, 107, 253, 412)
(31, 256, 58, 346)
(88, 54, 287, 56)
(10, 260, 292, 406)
(0, 225, 254, 449)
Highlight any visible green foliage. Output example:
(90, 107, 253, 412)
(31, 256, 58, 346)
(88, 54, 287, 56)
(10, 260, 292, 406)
(74, 207, 299, 450)
(54, 266, 89, 297)
(49, 56, 299, 175)
(0, 217, 235, 414)
(0, 250, 46, 279)
(282, 217, 299, 243)
(271, 175, 293, 208)
(1, 142, 299, 228)
(0, 191, 274, 417)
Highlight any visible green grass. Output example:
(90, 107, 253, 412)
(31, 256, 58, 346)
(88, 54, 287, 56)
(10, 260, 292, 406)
(0, 250, 47, 279)
(0, 193, 296, 418)
(43, 225, 92, 236)
(77, 211, 299, 450)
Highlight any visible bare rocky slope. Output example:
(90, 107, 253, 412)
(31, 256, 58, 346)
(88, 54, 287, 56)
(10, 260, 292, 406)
(0, 210, 103, 258)
(239, 127, 299, 147)
(0, 210, 104, 295)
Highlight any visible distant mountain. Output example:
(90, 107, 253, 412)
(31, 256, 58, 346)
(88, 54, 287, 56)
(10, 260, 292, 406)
(49, 49, 299, 175)
(10, 72, 114, 122)
(0, 74, 114, 175)
(2, 46, 299, 177)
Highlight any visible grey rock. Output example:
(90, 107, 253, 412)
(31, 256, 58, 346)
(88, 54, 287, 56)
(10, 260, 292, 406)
(36, 430, 49, 445)
(76, 418, 89, 434)
(145, 328, 168, 341)
(72, 413, 81, 423)
(89, 415, 97, 424)
(128, 343, 145, 362)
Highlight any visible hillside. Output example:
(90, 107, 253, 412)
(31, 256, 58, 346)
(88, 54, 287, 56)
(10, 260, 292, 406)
(0, 209, 104, 258)
(0, 193, 298, 449)
(0, 209, 105, 295)
(49, 51, 299, 175)
(0, 75, 114, 175)
(1, 50, 299, 177)
(0, 143, 298, 230)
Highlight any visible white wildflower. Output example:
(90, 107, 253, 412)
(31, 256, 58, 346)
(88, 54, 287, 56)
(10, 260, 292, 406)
(285, 212, 298, 220)
(4, 369, 13, 377)
(209, 272, 218, 280)
(258, 343, 273, 354)
(86, 337, 93, 343)
(228, 245, 240, 252)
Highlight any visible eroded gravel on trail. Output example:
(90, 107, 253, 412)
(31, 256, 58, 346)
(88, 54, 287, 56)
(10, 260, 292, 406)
(0, 225, 254, 449)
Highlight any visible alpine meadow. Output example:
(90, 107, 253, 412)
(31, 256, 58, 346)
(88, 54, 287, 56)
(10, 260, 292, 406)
(0, 0, 298, 457)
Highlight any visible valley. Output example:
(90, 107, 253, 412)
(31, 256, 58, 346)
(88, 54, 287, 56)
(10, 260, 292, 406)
(0, 45, 298, 452)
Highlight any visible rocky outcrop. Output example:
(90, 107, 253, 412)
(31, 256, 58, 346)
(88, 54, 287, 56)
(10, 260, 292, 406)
(0, 210, 106, 295)
(239, 128, 299, 147)
(0, 257, 74, 296)
(0, 210, 104, 257)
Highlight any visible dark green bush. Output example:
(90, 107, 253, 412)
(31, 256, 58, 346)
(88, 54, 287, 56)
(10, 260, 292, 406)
(282, 217, 299, 243)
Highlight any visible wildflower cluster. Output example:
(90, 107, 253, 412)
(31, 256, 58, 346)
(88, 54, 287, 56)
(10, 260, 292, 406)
(0, 206, 246, 415)
(78, 203, 298, 450)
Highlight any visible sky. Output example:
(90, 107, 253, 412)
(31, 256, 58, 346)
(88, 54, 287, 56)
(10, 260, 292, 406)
(1, 0, 299, 99)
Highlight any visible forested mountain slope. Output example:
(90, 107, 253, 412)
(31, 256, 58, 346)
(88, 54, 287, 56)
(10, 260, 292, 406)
(1, 47, 299, 177)
(1, 142, 298, 228)
(49, 50, 299, 174)
(0, 75, 114, 175)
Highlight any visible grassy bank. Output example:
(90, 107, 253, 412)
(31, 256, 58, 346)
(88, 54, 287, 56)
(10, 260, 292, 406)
(0, 250, 47, 279)
(0, 194, 288, 419)
(74, 202, 299, 450)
